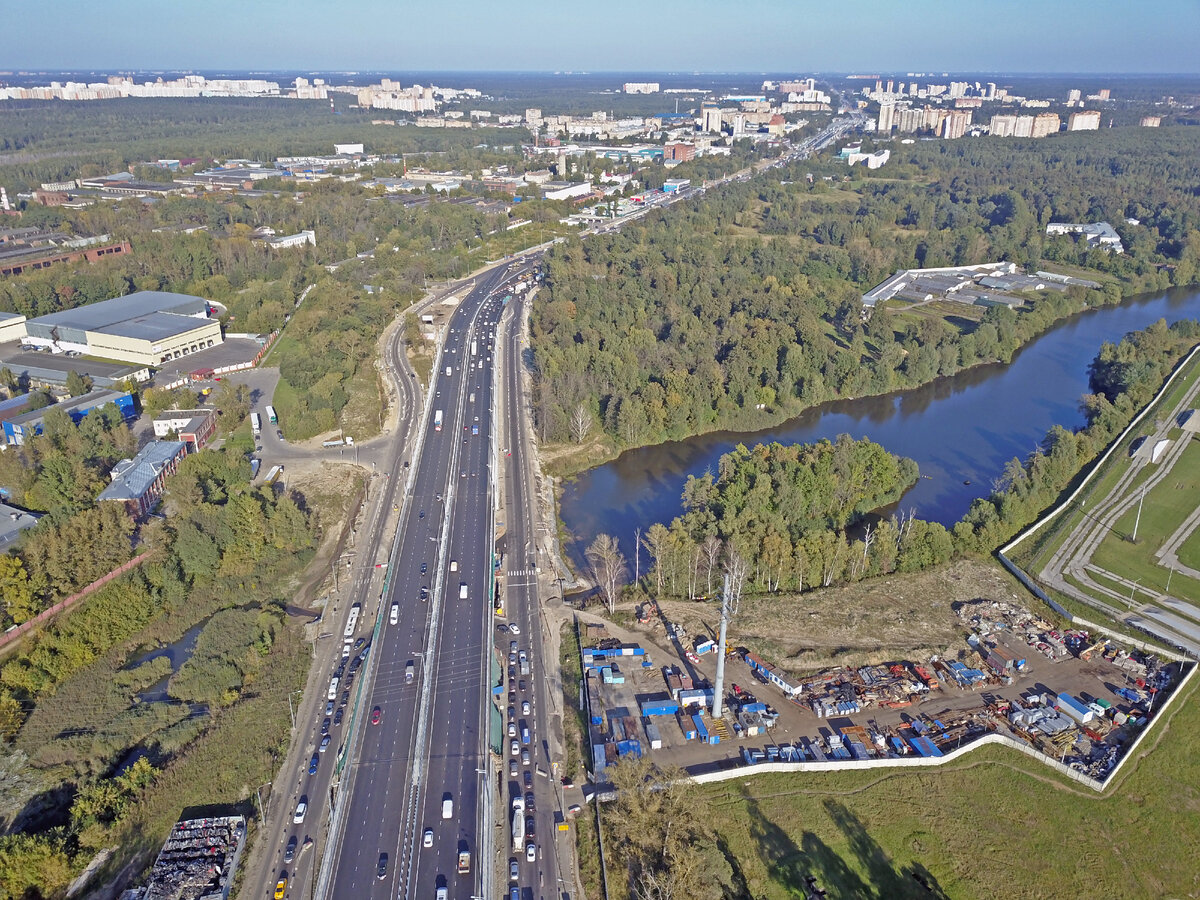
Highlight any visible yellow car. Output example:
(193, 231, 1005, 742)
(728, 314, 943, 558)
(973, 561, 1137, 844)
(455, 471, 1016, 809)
(274, 876, 287, 899)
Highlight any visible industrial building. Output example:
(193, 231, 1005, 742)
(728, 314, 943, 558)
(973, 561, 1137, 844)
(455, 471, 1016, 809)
(2, 389, 136, 445)
(13, 291, 222, 366)
(121, 815, 246, 900)
(859, 262, 1098, 310)
(97, 440, 188, 517)
(152, 408, 217, 452)
(1046, 221, 1124, 253)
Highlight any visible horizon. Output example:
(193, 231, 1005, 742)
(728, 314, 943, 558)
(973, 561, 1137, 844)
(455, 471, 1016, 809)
(4, 0, 1198, 75)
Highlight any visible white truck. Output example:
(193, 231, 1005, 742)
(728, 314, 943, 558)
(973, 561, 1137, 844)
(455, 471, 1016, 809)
(250, 412, 262, 435)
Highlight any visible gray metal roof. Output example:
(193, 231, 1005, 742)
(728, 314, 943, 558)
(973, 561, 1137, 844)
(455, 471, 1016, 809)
(93, 311, 216, 342)
(98, 441, 186, 504)
(0, 502, 40, 549)
(28, 291, 209, 334)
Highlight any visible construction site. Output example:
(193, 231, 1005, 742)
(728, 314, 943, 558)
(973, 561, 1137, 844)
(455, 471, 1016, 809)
(579, 591, 1186, 787)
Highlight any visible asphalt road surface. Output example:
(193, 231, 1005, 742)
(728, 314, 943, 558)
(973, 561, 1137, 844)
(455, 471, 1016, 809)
(322, 262, 534, 900)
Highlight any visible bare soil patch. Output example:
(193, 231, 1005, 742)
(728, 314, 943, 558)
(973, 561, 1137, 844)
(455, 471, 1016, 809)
(653, 559, 1024, 672)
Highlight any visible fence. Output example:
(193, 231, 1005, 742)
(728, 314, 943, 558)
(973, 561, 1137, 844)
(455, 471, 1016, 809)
(0, 550, 153, 652)
(691, 659, 1197, 794)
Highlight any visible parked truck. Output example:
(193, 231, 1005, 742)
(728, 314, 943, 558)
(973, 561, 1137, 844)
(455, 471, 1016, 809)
(266, 405, 278, 424)
(250, 412, 262, 435)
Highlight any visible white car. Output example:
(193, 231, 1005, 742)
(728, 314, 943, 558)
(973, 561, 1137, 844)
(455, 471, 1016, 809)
(521, 700, 531, 715)
(511, 740, 519, 757)
(293, 799, 308, 824)
(508, 722, 517, 737)
(526, 842, 536, 863)
(423, 828, 434, 848)
(508, 622, 521, 635)
(510, 859, 520, 881)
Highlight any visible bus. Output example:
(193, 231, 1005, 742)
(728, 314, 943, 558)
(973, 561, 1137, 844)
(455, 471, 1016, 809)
(250, 413, 262, 435)
(266, 405, 278, 424)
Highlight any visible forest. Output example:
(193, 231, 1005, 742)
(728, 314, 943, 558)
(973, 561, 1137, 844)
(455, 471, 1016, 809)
(0, 395, 317, 896)
(529, 128, 1200, 453)
(619, 319, 1200, 604)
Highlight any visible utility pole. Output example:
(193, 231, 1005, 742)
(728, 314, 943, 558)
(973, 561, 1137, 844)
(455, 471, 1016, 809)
(713, 573, 731, 718)
(1132, 484, 1147, 542)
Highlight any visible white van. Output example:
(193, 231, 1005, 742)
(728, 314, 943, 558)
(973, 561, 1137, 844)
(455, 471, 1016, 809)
(327, 677, 339, 701)
(442, 796, 453, 819)
(459, 583, 468, 600)
(445, 366, 452, 376)
(450, 560, 458, 572)
(390, 602, 399, 625)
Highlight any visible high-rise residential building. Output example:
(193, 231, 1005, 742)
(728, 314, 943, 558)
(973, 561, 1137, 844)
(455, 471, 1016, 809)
(986, 82, 996, 99)
(701, 106, 723, 133)
(1032, 113, 1061, 137)
(1012, 115, 1034, 138)
(1068, 110, 1101, 131)
(989, 114, 1018, 137)
(949, 81, 969, 98)
(1096, 88, 1111, 100)
(876, 101, 896, 133)
(525, 108, 542, 127)
(942, 110, 972, 139)
(1067, 88, 1082, 104)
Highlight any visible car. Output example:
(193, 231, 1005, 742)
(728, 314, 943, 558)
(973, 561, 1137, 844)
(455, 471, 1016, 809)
(508, 690, 516, 704)
(509, 622, 520, 635)
(511, 739, 521, 757)
(419, 510, 425, 519)
(420, 562, 428, 575)
(523, 771, 533, 789)
(333, 707, 344, 727)
(518, 680, 526, 692)
(438, 888, 448, 900)
(293, 798, 308, 823)
(274, 875, 288, 899)
(325, 700, 334, 716)
(509, 650, 517, 664)
(354, 637, 366, 650)
(377, 852, 388, 879)
(319, 734, 331, 753)
(510, 888, 519, 900)
(509, 640, 518, 652)
(507, 705, 515, 719)
(521, 748, 530, 766)
(525, 791, 535, 812)
(521, 700, 531, 715)
(526, 842, 536, 862)
(320, 718, 330, 735)
(419, 586, 429, 601)
(284, 835, 298, 863)
(308, 753, 319, 775)
(371, 706, 382, 725)
(510, 859, 520, 881)
(423, 828, 434, 848)
(404, 460, 410, 467)
(509, 760, 518, 778)
(508, 722, 516, 737)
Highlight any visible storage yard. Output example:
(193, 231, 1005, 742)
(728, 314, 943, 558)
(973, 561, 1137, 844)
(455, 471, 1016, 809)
(118, 815, 246, 900)
(580, 595, 1185, 787)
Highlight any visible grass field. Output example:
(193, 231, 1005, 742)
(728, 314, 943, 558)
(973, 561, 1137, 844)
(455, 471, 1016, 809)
(690, 667, 1200, 899)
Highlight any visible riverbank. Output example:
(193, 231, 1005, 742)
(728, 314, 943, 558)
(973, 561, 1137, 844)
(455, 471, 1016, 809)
(558, 284, 1200, 566)
(542, 276, 1190, 483)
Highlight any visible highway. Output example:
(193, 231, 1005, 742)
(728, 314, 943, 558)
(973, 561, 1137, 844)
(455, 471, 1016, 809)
(268, 111, 869, 900)
(318, 260, 541, 900)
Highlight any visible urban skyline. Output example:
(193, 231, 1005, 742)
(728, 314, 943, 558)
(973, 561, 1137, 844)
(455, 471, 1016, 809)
(3, 0, 1198, 74)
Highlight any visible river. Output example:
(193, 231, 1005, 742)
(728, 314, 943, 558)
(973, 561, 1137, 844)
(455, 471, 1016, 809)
(558, 286, 1200, 563)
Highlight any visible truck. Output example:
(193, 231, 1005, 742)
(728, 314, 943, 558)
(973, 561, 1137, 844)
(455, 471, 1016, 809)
(434, 409, 443, 432)
(456, 850, 471, 875)
(519, 652, 530, 676)
(266, 405, 278, 424)
(264, 465, 283, 485)
(405, 661, 415, 684)
(250, 413, 262, 435)
(471, 340, 478, 357)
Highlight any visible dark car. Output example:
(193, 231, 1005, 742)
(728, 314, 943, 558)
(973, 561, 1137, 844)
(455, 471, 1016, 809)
(377, 852, 388, 879)
(320, 717, 330, 735)
(308, 753, 319, 775)
(420, 562, 428, 575)
(284, 835, 298, 864)
(419, 509, 425, 519)
(333, 707, 344, 727)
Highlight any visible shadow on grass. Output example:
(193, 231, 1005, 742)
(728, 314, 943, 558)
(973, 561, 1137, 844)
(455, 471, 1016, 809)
(740, 788, 949, 899)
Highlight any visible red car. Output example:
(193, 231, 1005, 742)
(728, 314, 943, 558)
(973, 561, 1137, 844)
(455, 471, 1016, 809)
(371, 706, 382, 725)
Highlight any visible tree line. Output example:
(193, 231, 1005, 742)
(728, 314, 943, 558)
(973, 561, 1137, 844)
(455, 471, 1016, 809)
(530, 128, 1200, 452)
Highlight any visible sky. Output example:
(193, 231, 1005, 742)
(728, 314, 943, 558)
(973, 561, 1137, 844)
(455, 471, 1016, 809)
(5, 0, 1198, 74)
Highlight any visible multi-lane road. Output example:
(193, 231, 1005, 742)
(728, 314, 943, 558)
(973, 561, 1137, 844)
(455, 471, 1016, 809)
(252, 112, 869, 900)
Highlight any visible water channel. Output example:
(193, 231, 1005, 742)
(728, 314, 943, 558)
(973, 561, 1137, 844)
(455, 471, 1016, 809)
(559, 286, 1200, 563)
